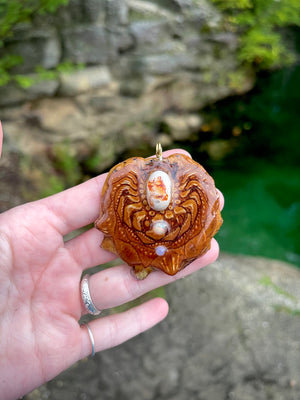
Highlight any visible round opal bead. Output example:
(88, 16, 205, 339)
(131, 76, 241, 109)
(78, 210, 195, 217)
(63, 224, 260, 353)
(152, 220, 170, 235)
(146, 170, 171, 211)
(155, 245, 167, 256)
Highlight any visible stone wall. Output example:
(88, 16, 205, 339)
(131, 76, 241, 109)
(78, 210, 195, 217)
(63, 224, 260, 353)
(0, 0, 254, 205)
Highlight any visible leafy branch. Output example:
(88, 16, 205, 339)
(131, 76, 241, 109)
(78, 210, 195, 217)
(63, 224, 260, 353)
(0, 0, 70, 87)
(211, 0, 300, 69)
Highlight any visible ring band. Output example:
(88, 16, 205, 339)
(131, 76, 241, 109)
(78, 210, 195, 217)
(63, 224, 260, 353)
(82, 322, 96, 356)
(80, 274, 101, 315)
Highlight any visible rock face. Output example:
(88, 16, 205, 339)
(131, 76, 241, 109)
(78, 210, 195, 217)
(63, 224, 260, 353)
(25, 253, 300, 400)
(0, 0, 255, 200)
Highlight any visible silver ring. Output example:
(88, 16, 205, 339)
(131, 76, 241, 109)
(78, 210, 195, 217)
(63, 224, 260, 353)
(82, 322, 96, 356)
(80, 274, 101, 315)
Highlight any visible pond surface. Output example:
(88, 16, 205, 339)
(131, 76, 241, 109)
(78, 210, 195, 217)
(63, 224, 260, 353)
(213, 162, 300, 267)
(185, 66, 300, 267)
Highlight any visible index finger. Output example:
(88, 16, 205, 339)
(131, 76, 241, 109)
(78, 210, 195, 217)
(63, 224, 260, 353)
(42, 173, 107, 236)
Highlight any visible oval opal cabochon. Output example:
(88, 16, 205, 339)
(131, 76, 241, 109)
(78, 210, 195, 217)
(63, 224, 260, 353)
(146, 170, 172, 211)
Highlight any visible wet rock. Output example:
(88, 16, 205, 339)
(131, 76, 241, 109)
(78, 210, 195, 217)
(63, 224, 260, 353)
(130, 20, 171, 47)
(127, 0, 176, 19)
(137, 54, 183, 75)
(27, 254, 300, 400)
(105, 0, 128, 27)
(0, 78, 59, 107)
(2, 28, 61, 74)
(30, 98, 86, 136)
(201, 139, 235, 161)
(84, 0, 107, 23)
(208, 32, 239, 51)
(53, 0, 84, 24)
(61, 25, 111, 64)
(58, 66, 112, 96)
(150, 0, 183, 13)
(156, 133, 173, 147)
(53, 0, 106, 25)
(0, 0, 256, 203)
(163, 113, 203, 140)
(110, 28, 135, 53)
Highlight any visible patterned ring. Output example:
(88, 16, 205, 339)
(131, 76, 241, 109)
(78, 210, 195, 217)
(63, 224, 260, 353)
(80, 274, 101, 315)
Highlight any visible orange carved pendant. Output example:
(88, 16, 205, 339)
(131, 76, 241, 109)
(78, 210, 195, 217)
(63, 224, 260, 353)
(95, 145, 223, 279)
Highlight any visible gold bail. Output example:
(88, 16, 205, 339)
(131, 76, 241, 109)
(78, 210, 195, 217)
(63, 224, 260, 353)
(156, 142, 163, 160)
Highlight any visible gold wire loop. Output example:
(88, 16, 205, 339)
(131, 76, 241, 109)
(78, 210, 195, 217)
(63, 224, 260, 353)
(156, 143, 163, 160)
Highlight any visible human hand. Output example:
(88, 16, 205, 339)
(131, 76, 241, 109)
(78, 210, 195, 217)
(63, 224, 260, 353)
(0, 124, 224, 400)
(0, 121, 2, 157)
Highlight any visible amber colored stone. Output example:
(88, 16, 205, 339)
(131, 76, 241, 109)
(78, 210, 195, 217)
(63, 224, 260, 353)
(95, 153, 223, 279)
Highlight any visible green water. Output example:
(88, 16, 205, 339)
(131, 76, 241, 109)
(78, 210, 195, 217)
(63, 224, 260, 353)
(214, 163, 300, 266)
(187, 67, 300, 267)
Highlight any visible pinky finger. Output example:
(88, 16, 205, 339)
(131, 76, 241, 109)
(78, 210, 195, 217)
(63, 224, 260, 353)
(80, 297, 169, 358)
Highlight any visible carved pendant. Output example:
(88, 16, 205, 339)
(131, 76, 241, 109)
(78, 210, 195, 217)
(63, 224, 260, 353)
(95, 144, 223, 279)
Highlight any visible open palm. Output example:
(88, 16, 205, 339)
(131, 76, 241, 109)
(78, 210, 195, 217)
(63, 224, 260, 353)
(0, 143, 223, 400)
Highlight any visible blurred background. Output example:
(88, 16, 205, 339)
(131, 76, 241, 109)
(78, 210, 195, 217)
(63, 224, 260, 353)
(0, 0, 300, 398)
(0, 0, 299, 267)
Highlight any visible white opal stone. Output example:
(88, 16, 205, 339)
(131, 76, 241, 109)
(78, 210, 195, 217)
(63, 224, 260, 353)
(155, 245, 167, 256)
(146, 170, 171, 211)
(152, 220, 170, 235)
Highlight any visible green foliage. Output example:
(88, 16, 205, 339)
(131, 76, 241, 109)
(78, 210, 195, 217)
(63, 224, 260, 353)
(0, 60, 84, 89)
(40, 143, 81, 197)
(0, 0, 69, 42)
(41, 175, 65, 198)
(27, 62, 84, 88)
(84, 153, 103, 173)
(0, 0, 70, 87)
(211, 0, 300, 69)
(51, 143, 81, 187)
(0, 54, 23, 85)
(14, 75, 35, 89)
(227, 68, 250, 90)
